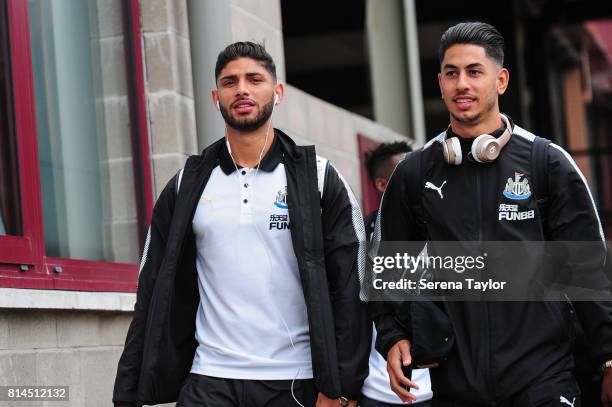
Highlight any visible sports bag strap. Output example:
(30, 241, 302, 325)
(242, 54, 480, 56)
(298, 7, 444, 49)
(531, 136, 551, 239)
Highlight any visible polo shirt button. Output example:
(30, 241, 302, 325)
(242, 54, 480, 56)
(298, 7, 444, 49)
(244, 183, 249, 188)
(243, 199, 248, 204)
(241, 170, 246, 175)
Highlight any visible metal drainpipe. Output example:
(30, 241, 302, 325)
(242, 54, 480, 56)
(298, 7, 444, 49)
(187, 0, 232, 150)
(402, 0, 426, 147)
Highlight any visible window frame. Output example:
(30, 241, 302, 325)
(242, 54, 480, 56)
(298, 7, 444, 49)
(0, 0, 152, 293)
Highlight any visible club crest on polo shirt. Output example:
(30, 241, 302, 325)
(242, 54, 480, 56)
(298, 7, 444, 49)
(503, 172, 532, 200)
(270, 186, 290, 230)
(274, 186, 288, 209)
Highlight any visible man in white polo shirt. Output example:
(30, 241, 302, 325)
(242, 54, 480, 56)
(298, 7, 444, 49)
(113, 42, 370, 407)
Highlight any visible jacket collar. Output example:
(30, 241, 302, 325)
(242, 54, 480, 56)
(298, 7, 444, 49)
(445, 114, 516, 155)
(218, 132, 283, 175)
(186, 128, 304, 174)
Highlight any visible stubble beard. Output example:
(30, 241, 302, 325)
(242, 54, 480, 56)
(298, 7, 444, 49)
(449, 92, 498, 126)
(220, 97, 274, 132)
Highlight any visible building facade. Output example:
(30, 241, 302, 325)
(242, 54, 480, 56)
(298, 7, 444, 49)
(0, 0, 610, 406)
(0, 1, 406, 406)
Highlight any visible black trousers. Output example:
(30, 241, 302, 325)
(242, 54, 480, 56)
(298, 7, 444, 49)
(176, 373, 317, 407)
(432, 371, 581, 407)
(360, 396, 432, 407)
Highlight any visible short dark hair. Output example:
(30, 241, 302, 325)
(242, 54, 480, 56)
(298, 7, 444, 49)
(215, 41, 277, 81)
(365, 141, 412, 182)
(438, 22, 505, 67)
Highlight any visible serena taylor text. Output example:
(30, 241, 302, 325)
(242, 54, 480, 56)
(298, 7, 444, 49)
(373, 278, 507, 292)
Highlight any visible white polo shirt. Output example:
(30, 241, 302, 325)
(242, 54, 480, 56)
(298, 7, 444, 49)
(362, 324, 432, 404)
(190, 137, 313, 380)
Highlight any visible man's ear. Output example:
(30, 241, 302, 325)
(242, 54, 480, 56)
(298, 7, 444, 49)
(496, 68, 510, 95)
(274, 83, 285, 105)
(375, 178, 388, 194)
(211, 89, 219, 109)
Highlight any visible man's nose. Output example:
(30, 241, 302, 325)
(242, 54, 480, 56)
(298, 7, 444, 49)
(456, 72, 469, 91)
(236, 79, 249, 96)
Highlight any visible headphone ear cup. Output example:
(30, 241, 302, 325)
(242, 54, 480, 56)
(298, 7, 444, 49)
(472, 134, 500, 163)
(443, 137, 462, 165)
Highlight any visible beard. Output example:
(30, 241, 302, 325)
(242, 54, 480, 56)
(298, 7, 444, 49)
(220, 97, 274, 132)
(449, 92, 497, 125)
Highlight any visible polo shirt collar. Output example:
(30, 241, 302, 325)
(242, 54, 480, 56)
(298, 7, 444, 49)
(219, 132, 283, 175)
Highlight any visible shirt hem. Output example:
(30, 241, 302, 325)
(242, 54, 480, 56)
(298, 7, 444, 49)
(190, 366, 314, 380)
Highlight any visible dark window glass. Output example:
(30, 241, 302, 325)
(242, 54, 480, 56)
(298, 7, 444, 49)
(0, 0, 22, 236)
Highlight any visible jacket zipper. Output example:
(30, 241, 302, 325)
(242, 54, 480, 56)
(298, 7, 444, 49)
(476, 164, 496, 402)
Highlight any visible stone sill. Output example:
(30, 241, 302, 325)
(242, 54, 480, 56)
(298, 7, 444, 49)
(0, 288, 136, 312)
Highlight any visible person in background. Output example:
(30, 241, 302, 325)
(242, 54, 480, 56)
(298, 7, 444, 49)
(362, 141, 433, 407)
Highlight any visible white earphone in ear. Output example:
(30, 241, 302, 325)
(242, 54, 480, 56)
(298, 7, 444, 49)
(216, 100, 220, 111)
(442, 114, 512, 165)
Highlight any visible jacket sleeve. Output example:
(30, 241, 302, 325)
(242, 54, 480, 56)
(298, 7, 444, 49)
(372, 153, 425, 360)
(112, 173, 179, 407)
(320, 164, 370, 400)
(546, 143, 612, 365)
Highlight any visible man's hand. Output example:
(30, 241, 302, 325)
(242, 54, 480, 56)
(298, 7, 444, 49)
(602, 368, 612, 406)
(316, 393, 357, 406)
(386, 339, 419, 404)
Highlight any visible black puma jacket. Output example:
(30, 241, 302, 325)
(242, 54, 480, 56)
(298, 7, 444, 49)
(374, 120, 612, 405)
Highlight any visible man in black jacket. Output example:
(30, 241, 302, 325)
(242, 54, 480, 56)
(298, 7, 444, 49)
(113, 42, 369, 407)
(374, 22, 612, 406)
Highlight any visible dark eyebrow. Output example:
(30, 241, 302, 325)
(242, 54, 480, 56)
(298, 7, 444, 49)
(219, 72, 265, 82)
(219, 74, 237, 82)
(246, 72, 265, 78)
(466, 63, 485, 69)
(442, 62, 485, 70)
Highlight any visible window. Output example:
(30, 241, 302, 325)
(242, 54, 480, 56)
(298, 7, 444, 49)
(281, 0, 373, 117)
(0, 0, 152, 292)
(29, 0, 140, 263)
(0, 0, 20, 237)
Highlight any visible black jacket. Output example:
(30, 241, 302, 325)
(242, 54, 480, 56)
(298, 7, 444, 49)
(374, 121, 612, 405)
(113, 130, 370, 406)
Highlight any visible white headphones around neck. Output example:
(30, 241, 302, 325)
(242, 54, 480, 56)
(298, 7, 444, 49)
(216, 93, 279, 111)
(442, 114, 512, 165)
